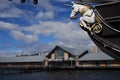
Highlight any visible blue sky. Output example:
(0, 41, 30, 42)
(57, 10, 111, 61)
(0, 0, 94, 55)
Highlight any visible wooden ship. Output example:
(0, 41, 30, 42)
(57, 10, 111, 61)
(83, 0, 120, 61)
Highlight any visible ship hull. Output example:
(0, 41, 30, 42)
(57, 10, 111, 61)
(88, 1, 120, 60)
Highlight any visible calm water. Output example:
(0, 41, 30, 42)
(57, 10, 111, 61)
(1, 70, 120, 80)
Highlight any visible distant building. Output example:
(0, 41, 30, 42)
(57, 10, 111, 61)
(44, 46, 88, 67)
(44, 45, 120, 68)
(0, 45, 120, 69)
(0, 55, 45, 68)
(78, 52, 118, 67)
(90, 45, 102, 53)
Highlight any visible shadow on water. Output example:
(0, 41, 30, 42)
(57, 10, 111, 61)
(1, 70, 120, 80)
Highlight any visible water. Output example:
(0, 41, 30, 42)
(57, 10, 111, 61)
(0, 70, 120, 80)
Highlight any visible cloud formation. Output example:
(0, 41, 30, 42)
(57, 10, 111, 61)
(10, 30, 39, 43)
(0, 0, 94, 55)
(0, 0, 25, 18)
(0, 19, 91, 54)
(36, 11, 54, 19)
(0, 21, 19, 30)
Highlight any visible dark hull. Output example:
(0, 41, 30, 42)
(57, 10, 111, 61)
(95, 1, 120, 31)
(88, 1, 120, 60)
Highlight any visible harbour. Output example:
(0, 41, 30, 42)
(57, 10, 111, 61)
(1, 70, 120, 80)
(1, 45, 120, 75)
(1, 66, 120, 75)
(0, 0, 120, 80)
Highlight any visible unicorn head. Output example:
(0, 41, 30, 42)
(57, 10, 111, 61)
(70, 1, 86, 19)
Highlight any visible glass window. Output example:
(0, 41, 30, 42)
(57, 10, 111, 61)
(55, 48, 64, 59)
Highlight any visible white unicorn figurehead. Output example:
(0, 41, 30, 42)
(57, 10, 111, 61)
(70, 1, 89, 19)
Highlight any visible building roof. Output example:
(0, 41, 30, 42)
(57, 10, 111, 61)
(0, 55, 45, 63)
(59, 46, 87, 56)
(47, 45, 87, 57)
(79, 52, 114, 61)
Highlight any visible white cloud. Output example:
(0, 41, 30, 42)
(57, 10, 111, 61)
(22, 20, 91, 49)
(0, 20, 91, 46)
(0, 0, 69, 21)
(0, 0, 94, 54)
(0, 21, 19, 30)
(0, 20, 92, 54)
(0, 6, 92, 52)
(0, 0, 25, 18)
(10, 30, 38, 43)
(36, 0, 55, 11)
(36, 11, 54, 19)
(0, 7, 25, 18)
(0, 21, 38, 43)
(24, 20, 89, 40)
(35, 0, 69, 12)
(0, 1, 11, 9)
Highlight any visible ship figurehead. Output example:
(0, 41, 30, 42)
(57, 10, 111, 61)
(68, 1, 103, 34)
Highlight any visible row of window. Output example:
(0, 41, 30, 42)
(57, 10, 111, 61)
(55, 48, 64, 59)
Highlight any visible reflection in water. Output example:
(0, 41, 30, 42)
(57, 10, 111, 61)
(1, 70, 120, 80)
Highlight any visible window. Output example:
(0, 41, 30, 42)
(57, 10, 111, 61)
(55, 48, 64, 59)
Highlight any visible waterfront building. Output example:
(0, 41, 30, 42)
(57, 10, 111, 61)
(45, 46, 120, 68)
(0, 45, 120, 69)
(44, 46, 88, 67)
(0, 55, 45, 69)
(90, 45, 102, 53)
(78, 52, 119, 67)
